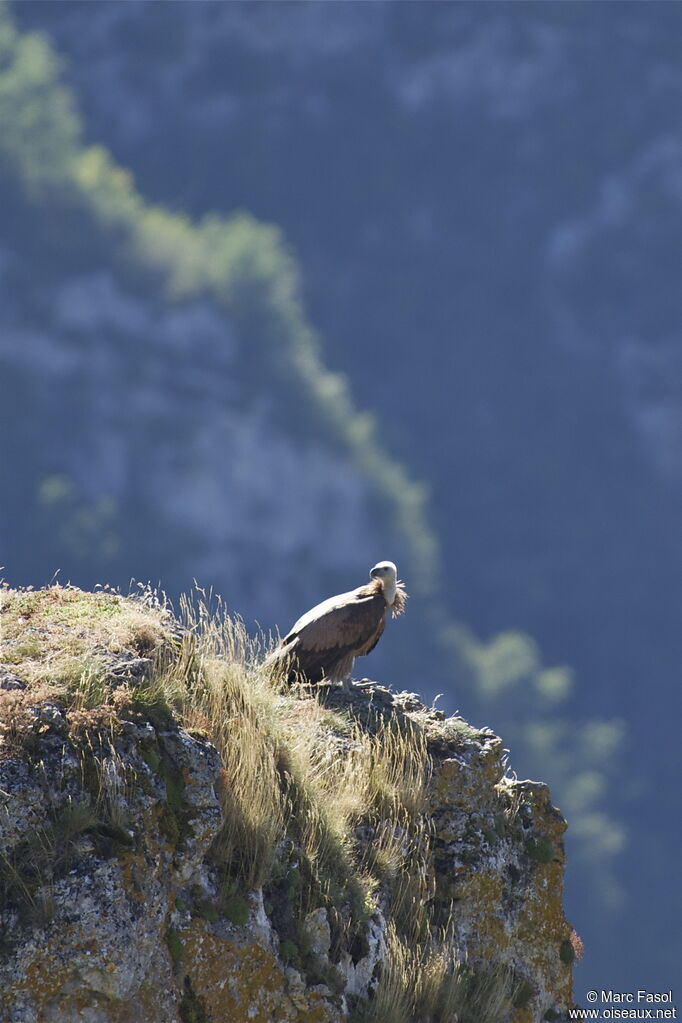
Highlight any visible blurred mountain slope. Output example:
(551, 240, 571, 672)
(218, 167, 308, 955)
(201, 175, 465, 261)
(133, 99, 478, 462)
(0, 5, 437, 639)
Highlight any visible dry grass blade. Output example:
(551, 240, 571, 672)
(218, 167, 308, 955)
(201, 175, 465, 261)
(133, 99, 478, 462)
(174, 596, 285, 888)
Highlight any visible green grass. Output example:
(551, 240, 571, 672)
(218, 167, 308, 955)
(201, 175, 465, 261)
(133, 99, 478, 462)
(165, 927, 184, 968)
(0, 583, 173, 700)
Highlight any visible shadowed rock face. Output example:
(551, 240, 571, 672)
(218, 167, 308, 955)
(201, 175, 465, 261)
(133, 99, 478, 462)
(0, 677, 573, 1023)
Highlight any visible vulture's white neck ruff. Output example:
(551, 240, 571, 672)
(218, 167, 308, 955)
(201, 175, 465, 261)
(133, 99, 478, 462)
(381, 579, 397, 607)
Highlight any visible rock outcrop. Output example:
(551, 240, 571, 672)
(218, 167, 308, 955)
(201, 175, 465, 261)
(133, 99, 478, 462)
(0, 586, 575, 1022)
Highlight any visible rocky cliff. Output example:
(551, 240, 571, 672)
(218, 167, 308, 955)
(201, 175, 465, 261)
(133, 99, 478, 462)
(0, 585, 575, 1022)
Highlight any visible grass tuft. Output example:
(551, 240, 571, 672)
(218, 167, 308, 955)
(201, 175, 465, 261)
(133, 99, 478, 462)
(354, 921, 517, 1023)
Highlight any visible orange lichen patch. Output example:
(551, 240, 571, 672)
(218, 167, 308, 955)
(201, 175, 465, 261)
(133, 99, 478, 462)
(429, 754, 573, 1022)
(8, 973, 180, 1023)
(180, 919, 341, 1023)
(3, 929, 98, 1014)
(515, 858, 566, 944)
(458, 872, 509, 955)
(2, 899, 181, 1020)
(431, 749, 504, 808)
(513, 885, 573, 1003)
(118, 851, 158, 906)
(510, 804, 573, 1018)
(432, 758, 469, 805)
(103, 984, 179, 1023)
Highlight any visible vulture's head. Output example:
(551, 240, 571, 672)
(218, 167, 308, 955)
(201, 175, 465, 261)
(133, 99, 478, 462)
(370, 560, 397, 584)
(370, 560, 402, 608)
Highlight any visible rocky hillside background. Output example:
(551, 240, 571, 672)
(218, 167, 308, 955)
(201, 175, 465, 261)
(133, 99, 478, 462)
(2, 0, 679, 996)
(0, 585, 575, 1023)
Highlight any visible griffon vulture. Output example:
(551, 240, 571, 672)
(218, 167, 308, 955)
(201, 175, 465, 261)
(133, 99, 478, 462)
(266, 561, 407, 688)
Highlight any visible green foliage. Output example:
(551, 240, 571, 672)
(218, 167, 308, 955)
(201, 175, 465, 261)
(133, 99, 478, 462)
(524, 837, 555, 864)
(157, 758, 191, 850)
(0, 3, 80, 190)
(559, 939, 575, 964)
(513, 979, 536, 1009)
(220, 891, 250, 927)
(141, 745, 161, 774)
(165, 927, 184, 968)
(278, 939, 301, 967)
(178, 979, 209, 1023)
(159, 760, 184, 816)
(192, 898, 219, 923)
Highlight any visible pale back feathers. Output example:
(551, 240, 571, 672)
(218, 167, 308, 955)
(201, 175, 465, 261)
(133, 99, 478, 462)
(266, 563, 407, 686)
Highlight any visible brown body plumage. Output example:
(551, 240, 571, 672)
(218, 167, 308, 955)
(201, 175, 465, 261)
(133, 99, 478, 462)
(266, 561, 407, 687)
